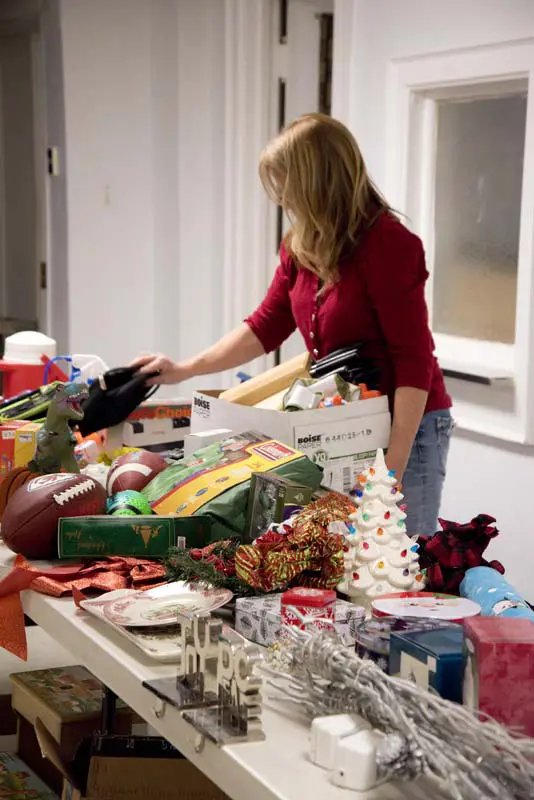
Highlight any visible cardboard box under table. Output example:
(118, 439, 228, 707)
(191, 391, 391, 494)
(36, 725, 229, 800)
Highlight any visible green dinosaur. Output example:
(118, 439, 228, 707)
(29, 382, 89, 474)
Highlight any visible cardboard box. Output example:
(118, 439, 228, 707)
(235, 594, 365, 647)
(62, 756, 229, 800)
(389, 626, 465, 703)
(191, 391, 391, 494)
(0, 420, 41, 479)
(57, 515, 212, 558)
(122, 398, 191, 451)
(35, 723, 229, 800)
(184, 429, 232, 457)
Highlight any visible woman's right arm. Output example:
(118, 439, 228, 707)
(132, 244, 297, 385)
(131, 323, 265, 385)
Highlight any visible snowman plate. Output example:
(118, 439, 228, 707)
(102, 581, 233, 627)
(372, 591, 481, 622)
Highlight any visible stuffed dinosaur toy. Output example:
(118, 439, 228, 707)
(29, 382, 89, 474)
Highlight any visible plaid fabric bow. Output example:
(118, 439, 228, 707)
(418, 514, 504, 595)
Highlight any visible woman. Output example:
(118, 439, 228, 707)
(133, 114, 453, 535)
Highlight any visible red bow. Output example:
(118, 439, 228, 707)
(0, 555, 166, 659)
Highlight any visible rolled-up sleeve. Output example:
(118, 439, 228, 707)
(363, 223, 435, 392)
(245, 245, 297, 354)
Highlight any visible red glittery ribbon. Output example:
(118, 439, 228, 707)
(235, 494, 353, 592)
(0, 555, 166, 660)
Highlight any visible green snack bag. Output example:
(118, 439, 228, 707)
(143, 431, 323, 542)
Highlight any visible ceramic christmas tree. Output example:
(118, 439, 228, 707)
(338, 449, 425, 605)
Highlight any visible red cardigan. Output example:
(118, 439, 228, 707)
(245, 212, 451, 414)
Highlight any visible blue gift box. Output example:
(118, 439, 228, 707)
(388, 625, 465, 702)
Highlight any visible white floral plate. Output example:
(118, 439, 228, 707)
(102, 581, 233, 627)
(79, 582, 235, 662)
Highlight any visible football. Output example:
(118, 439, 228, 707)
(1, 473, 107, 559)
(106, 450, 167, 496)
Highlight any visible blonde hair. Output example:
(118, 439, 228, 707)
(259, 113, 391, 280)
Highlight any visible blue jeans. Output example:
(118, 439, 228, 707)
(402, 409, 453, 536)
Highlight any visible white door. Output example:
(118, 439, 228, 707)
(0, 31, 45, 347)
(270, 0, 334, 366)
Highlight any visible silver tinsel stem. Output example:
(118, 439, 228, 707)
(264, 628, 534, 800)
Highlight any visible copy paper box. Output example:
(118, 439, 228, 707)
(0, 420, 41, 479)
(57, 515, 212, 558)
(191, 391, 390, 494)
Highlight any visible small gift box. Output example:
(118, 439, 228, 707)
(281, 587, 336, 631)
(389, 625, 465, 702)
(463, 616, 534, 737)
(235, 593, 364, 647)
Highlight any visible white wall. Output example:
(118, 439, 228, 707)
(60, 0, 156, 366)
(57, 0, 268, 394)
(334, 0, 534, 599)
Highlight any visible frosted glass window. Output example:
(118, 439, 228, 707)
(433, 94, 527, 343)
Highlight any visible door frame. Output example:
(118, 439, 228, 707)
(0, 56, 6, 320)
(31, 29, 48, 334)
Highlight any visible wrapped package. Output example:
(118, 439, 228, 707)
(235, 593, 364, 647)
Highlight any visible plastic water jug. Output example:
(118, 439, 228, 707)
(0, 331, 56, 399)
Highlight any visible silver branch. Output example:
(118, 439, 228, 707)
(264, 627, 534, 800)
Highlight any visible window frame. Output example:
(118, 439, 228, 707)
(385, 39, 534, 444)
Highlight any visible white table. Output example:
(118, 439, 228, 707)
(0, 547, 436, 800)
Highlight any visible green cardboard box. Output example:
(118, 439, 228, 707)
(57, 515, 212, 559)
(246, 472, 314, 541)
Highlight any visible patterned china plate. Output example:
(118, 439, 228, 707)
(102, 581, 233, 627)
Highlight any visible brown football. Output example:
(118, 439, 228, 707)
(106, 450, 167, 496)
(0, 466, 41, 520)
(1, 473, 107, 559)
